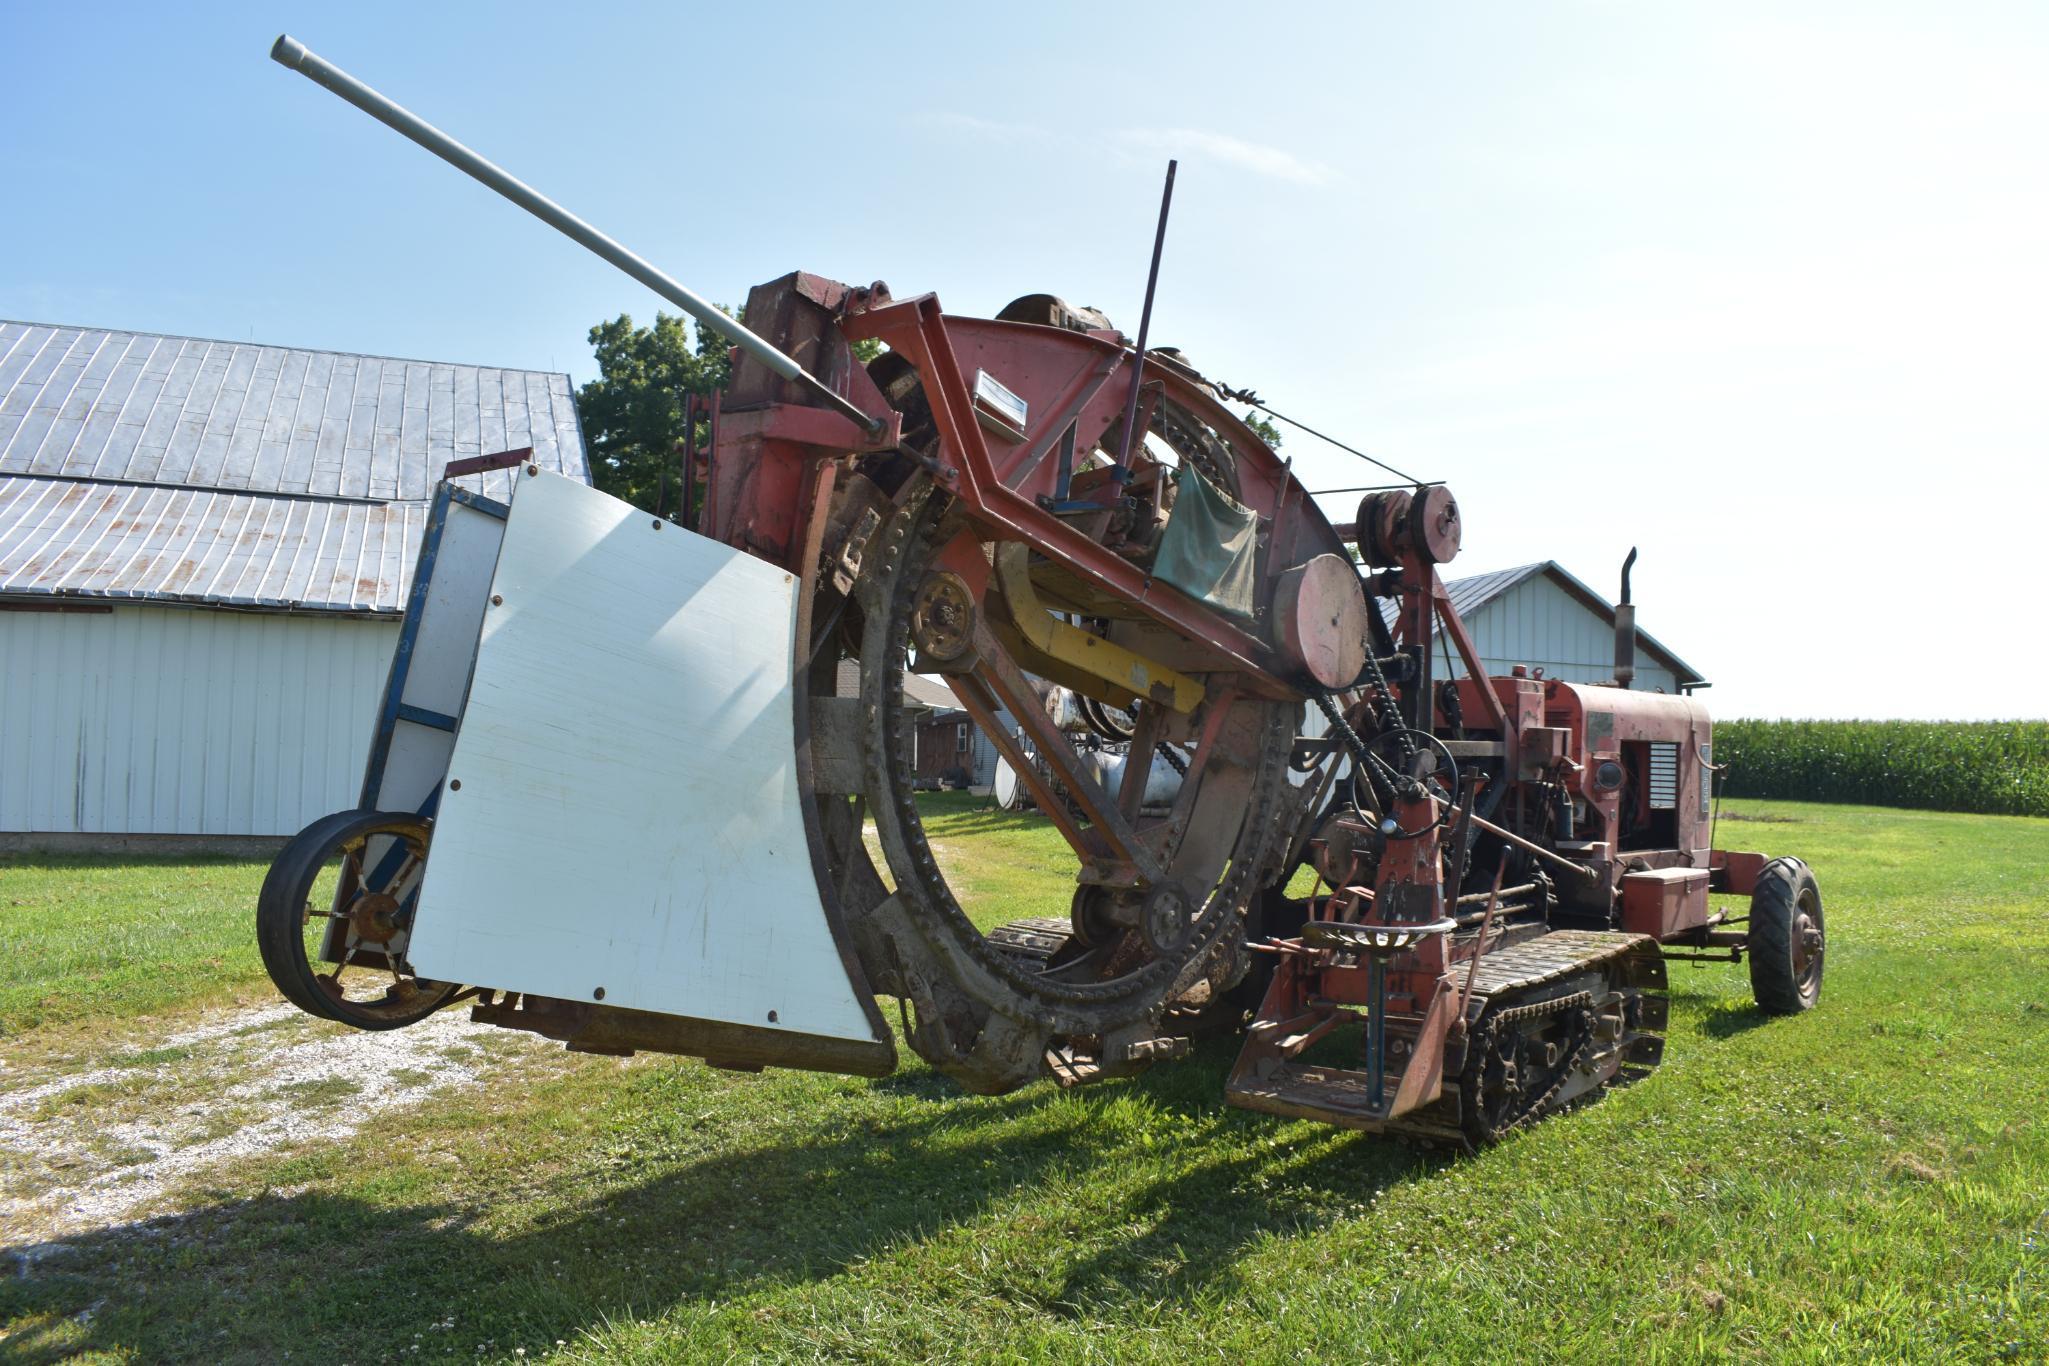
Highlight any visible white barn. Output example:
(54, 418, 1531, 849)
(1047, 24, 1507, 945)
(1410, 560, 1705, 694)
(0, 320, 591, 848)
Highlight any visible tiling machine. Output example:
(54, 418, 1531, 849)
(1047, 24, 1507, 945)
(256, 37, 1824, 1147)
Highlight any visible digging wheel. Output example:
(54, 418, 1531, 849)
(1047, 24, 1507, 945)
(824, 478, 1297, 1094)
(1747, 856, 1825, 1014)
(257, 809, 459, 1029)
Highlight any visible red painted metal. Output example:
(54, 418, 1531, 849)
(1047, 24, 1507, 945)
(683, 264, 1814, 1139)
(841, 293, 1338, 696)
(1621, 867, 1711, 937)
(441, 446, 533, 479)
(1273, 554, 1370, 688)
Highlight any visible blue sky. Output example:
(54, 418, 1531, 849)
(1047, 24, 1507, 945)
(4, 1, 2044, 718)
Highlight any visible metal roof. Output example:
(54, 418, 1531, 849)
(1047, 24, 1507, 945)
(1440, 561, 1548, 620)
(0, 320, 589, 613)
(1382, 560, 1704, 687)
(0, 477, 428, 614)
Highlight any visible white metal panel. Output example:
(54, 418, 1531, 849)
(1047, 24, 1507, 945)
(0, 605, 396, 834)
(406, 471, 879, 1046)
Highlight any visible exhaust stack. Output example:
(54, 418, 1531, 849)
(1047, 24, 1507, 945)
(1613, 547, 1638, 689)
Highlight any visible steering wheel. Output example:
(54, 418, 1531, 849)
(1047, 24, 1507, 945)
(1356, 727, 1460, 841)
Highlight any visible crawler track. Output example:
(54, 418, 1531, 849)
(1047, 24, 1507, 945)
(1395, 929, 1669, 1146)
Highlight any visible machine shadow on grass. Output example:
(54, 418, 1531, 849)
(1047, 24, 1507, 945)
(908, 804, 1055, 837)
(1698, 1001, 1773, 1039)
(0, 1046, 1440, 1361)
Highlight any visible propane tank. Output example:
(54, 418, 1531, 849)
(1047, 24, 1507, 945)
(1084, 749, 1184, 809)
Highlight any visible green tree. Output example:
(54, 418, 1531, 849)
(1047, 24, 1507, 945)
(1243, 411, 1283, 450)
(576, 311, 734, 513)
(577, 310, 883, 515)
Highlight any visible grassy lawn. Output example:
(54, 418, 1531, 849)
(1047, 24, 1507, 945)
(2, 797, 2046, 1361)
(0, 855, 272, 1041)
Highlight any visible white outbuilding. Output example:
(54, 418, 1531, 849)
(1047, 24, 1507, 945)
(1407, 560, 1706, 695)
(0, 320, 591, 849)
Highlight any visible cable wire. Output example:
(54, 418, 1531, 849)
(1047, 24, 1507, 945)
(1207, 378, 1425, 485)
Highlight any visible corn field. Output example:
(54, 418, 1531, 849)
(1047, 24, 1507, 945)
(1713, 719, 2049, 817)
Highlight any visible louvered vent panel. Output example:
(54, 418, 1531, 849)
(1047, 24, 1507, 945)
(1648, 743, 1680, 810)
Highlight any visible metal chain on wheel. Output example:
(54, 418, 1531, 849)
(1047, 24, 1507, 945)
(1464, 989, 1597, 1142)
(1313, 615, 1421, 807)
(1313, 692, 1406, 809)
(1155, 742, 1188, 777)
(1153, 398, 1239, 496)
(854, 477, 1298, 1078)
(1355, 625, 1417, 764)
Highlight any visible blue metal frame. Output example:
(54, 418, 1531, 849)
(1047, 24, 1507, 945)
(357, 481, 510, 808)
(446, 484, 511, 519)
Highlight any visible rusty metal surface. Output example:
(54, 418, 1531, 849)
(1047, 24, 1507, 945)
(841, 294, 1343, 696)
(472, 994, 896, 1076)
(441, 446, 534, 479)
(1226, 929, 1666, 1145)
(1272, 553, 1370, 689)
(833, 478, 1298, 1095)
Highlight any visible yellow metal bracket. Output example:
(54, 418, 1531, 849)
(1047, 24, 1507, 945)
(992, 545, 1205, 715)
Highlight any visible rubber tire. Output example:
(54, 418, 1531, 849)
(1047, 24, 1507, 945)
(257, 808, 452, 1030)
(1747, 856, 1824, 1015)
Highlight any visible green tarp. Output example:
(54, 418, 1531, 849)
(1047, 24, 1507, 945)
(1152, 463, 1260, 620)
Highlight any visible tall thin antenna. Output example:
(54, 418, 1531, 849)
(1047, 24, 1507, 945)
(1114, 160, 1178, 474)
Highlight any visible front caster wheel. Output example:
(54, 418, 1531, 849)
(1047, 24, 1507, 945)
(257, 809, 460, 1029)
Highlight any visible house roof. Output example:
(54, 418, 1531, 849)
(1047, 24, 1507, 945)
(832, 658, 960, 711)
(0, 320, 590, 614)
(1384, 560, 1705, 688)
(903, 674, 960, 710)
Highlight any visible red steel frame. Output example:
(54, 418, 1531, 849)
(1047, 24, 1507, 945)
(834, 292, 1350, 699)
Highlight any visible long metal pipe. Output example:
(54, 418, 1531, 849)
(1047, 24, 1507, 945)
(1113, 160, 1177, 473)
(269, 35, 879, 434)
(1447, 803, 1604, 882)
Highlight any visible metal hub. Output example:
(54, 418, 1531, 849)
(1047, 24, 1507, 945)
(1139, 883, 1195, 955)
(257, 810, 460, 1031)
(348, 890, 403, 945)
(909, 571, 975, 661)
(1794, 904, 1824, 986)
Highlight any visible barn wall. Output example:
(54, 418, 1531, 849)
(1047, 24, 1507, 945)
(912, 709, 1008, 788)
(0, 604, 397, 836)
(913, 713, 977, 785)
(1436, 576, 1682, 693)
